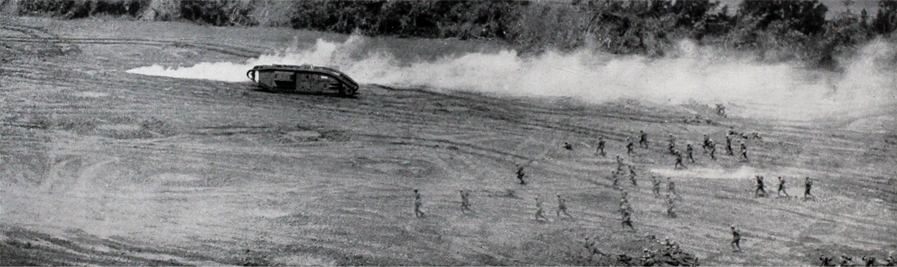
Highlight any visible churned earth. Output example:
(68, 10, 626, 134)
(2, 16, 896, 266)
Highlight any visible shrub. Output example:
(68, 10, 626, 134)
(17, 0, 143, 18)
(179, 0, 255, 26)
(248, 0, 295, 26)
(140, 0, 179, 21)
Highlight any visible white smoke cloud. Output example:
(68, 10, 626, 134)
(126, 34, 897, 122)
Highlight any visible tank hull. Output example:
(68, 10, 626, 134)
(247, 64, 359, 96)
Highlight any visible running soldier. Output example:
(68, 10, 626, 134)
(583, 237, 600, 258)
(612, 170, 621, 189)
(708, 140, 717, 160)
(626, 137, 635, 156)
(863, 255, 878, 267)
(776, 177, 789, 198)
(516, 164, 527, 185)
(730, 225, 741, 252)
(621, 209, 635, 231)
(686, 144, 695, 163)
(596, 136, 607, 157)
(652, 176, 662, 197)
(667, 177, 679, 198)
(583, 236, 593, 255)
(619, 191, 632, 213)
(535, 196, 547, 221)
(665, 193, 676, 218)
(620, 195, 634, 230)
(839, 256, 854, 267)
(820, 255, 835, 266)
(755, 176, 767, 197)
(740, 142, 749, 162)
(557, 194, 573, 218)
(668, 134, 677, 155)
(639, 130, 649, 148)
(460, 190, 472, 213)
(725, 134, 734, 156)
(616, 155, 626, 172)
(716, 103, 727, 117)
(615, 155, 627, 181)
(674, 150, 686, 169)
(804, 177, 816, 201)
(413, 189, 424, 218)
(628, 165, 638, 186)
(702, 134, 711, 153)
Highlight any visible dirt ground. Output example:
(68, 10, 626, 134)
(2, 16, 896, 266)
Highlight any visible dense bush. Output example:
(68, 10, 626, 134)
(6, 0, 897, 67)
(179, 0, 253, 26)
(15, 0, 143, 18)
(288, 0, 521, 40)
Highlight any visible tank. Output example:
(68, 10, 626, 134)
(246, 64, 359, 96)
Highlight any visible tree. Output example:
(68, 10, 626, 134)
(872, 0, 897, 34)
(738, 0, 828, 35)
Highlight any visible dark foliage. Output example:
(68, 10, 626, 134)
(12, 0, 897, 67)
(873, 0, 897, 34)
(738, 0, 828, 35)
(17, 0, 143, 18)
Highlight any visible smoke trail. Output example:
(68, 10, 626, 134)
(126, 34, 897, 122)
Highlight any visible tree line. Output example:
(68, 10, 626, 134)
(6, 0, 897, 67)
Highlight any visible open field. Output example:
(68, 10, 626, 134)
(2, 16, 896, 265)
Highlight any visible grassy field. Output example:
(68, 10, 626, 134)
(1, 16, 896, 266)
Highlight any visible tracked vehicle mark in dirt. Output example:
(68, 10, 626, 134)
(355, 158, 440, 179)
(1, 225, 217, 266)
(192, 125, 283, 136)
(1, 23, 262, 59)
(4, 116, 179, 140)
(188, 124, 353, 145)
(0, 23, 80, 60)
(356, 134, 529, 162)
(371, 86, 679, 142)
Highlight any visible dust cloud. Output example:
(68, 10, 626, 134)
(126, 34, 897, 121)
